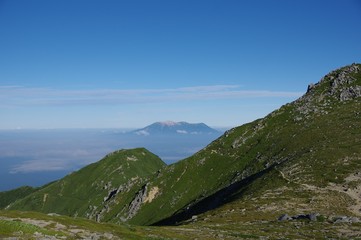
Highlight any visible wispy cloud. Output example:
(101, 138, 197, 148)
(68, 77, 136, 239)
(0, 85, 303, 107)
(9, 152, 97, 174)
(6, 146, 104, 174)
(9, 158, 70, 173)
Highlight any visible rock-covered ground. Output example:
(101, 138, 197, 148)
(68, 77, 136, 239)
(1, 210, 361, 239)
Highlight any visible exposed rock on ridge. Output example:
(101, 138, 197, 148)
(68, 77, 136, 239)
(126, 184, 148, 220)
(293, 63, 360, 120)
(312, 63, 360, 101)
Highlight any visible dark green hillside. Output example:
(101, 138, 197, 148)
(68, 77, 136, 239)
(8, 148, 166, 221)
(0, 186, 38, 209)
(167, 81, 361, 234)
(102, 63, 361, 226)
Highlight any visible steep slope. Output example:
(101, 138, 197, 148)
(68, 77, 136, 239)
(8, 148, 166, 221)
(101, 63, 361, 226)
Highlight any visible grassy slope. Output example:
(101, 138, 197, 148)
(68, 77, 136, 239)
(107, 63, 361, 226)
(182, 94, 361, 238)
(8, 148, 166, 220)
(0, 210, 192, 240)
(1, 207, 361, 240)
(0, 186, 38, 209)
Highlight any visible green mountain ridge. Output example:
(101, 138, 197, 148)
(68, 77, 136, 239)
(2, 63, 361, 239)
(119, 63, 361, 226)
(0, 186, 38, 209)
(6, 148, 165, 221)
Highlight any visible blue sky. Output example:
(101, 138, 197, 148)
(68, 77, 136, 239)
(0, 0, 360, 129)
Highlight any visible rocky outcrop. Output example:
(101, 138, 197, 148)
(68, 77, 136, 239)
(127, 184, 148, 220)
(333, 216, 361, 223)
(322, 63, 360, 101)
(278, 214, 361, 224)
(339, 86, 361, 101)
(278, 213, 319, 221)
(104, 189, 118, 202)
(89, 178, 143, 222)
(293, 63, 360, 121)
(307, 83, 316, 93)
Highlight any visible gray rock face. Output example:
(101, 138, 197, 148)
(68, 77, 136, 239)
(326, 63, 361, 101)
(293, 63, 360, 121)
(104, 188, 118, 202)
(340, 86, 361, 101)
(127, 184, 148, 219)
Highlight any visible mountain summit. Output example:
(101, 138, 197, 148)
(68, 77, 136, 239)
(132, 121, 219, 136)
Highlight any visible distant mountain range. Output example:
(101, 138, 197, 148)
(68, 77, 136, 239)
(131, 121, 219, 136)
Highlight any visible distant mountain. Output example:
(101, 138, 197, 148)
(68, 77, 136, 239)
(131, 121, 219, 136)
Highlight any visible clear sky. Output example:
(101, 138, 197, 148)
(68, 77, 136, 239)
(0, 0, 360, 129)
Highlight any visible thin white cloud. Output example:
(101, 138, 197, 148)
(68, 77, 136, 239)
(9, 151, 98, 174)
(9, 159, 69, 173)
(6, 147, 102, 174)
(0, 85, 303, 107)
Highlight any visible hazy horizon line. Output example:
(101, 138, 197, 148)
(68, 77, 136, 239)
(0, 124, 235, 131)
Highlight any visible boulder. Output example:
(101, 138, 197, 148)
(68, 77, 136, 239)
(278, 214, 291, 221)
(278, 213, 319, 221)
